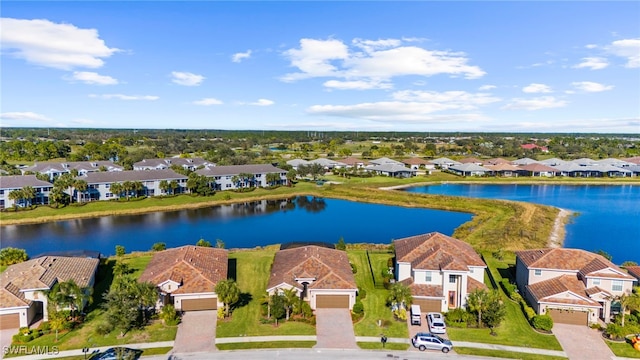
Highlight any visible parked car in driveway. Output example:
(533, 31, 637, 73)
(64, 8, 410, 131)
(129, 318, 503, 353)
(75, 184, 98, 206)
(427, 312, 447, 334)
(89, 347, 142, 360)
(411, 333, 453, 353)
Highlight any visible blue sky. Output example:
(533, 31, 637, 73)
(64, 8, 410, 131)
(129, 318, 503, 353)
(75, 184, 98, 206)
(1, 1, 639, 133)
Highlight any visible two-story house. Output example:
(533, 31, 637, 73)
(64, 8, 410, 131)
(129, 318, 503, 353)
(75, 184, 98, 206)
(394, 232, 487, 313)
(196, 164, 287, 190)
(515, 248, 636, 326)
(77, 169, 188, 200)
(0, 175, 53, 209)
(133, 157, 215, 171)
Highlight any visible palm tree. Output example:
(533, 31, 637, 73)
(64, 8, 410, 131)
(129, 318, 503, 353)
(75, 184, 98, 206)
(215, 279, 241, 318)
(266, 173, 280, 187)
(608, 287, 640, 327)
(467, 288, 491, 328)
(135, 281, 158, 324)
(159, 180, 169, 195)
(21, 186, 36, 206)
(49, 186, 66, 207)
(387, 282, 413, 308)
(260, 292, 272, 319)
(47, 279, 91, 320)
(122, 181, 133, 199)
(282, 287, 299, 320)
(110, 182, 123, 199)
(132, 181, 144, 197)
(169, 180, 179, 195)
(73, 179, 88, 203)
(8, 189, 24, 209)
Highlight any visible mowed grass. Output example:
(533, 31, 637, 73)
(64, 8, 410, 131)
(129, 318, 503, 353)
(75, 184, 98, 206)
(447, 252, 562, 351)
(356, 342, 410, 350)
(454, 347, 567, 360)
(347, 250, 408, 338)
(606, 340, 640, 358)
(216, 247, 316, 337)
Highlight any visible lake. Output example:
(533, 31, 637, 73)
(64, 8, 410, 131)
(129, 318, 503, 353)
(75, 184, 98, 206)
(0, 196, 472, 257)
(405, 184, 640, 264)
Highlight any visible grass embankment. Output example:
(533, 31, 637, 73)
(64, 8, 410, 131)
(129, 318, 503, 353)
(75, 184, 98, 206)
(447, 252, 563, 351)
(347, 249, 408, 339)
(454, 347, 567, 360)
(216, 247, 316, 338)
(7, 253, 176, 356)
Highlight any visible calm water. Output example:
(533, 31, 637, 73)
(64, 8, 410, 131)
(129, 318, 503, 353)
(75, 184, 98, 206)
(0, 196, 471, 257)
(405, 184, 640, 264)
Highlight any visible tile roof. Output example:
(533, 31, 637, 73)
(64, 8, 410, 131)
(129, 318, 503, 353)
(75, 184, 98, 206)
(527, 274, 600, 306)
(1, 256, 99, 309)
(139, 246, 228, 294)
(515, 248, 633, 279)
(467, 277, 488, 293)
(400, 278, 443, 297)
(483, 158, 511, 165)
(369, 157, 404, 166)
(402, 157, 431, 165)
(267, 246, 357, 291)
(449, 163, 487, 173)
(394, 232, 486, 271)
(585, 286, 611, 297)
(626, 266, 640, 280)
(365, 164, 415, 173)
(338, 157, 369, 166)
(0, 175, 53, 189)
(196, 164, 286, 177)
(79, 169, 187, 184)
(134, 157, 213, 168)
(517, 163, 557, 173)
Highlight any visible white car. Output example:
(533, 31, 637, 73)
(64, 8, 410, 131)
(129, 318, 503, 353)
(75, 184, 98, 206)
(427, 312, 447, 334)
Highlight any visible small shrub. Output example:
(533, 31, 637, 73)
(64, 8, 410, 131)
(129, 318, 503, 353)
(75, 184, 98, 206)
(521, 301, 537, 321)
(151, 242, 166, 251)
(353, 300, 364, 315)
(350, 262, 357, 274)
(531, 315, 554, 331)
(605, 323, 625, 340)
(115, 245, 125, 257)
(590, 323, 604, 331)
(222, 193, 231, 200)
(217, 307, 225, 319)
(387, 257, 394, 268)
(357, 288, 367, 300)
(94, 322, 113, 335)
(31, 330, 42, 340)
(510, 292, 523, 303)
(500, 279, 516, 298)
(393, 308, 407, 321)
(159, 304, 180, 326)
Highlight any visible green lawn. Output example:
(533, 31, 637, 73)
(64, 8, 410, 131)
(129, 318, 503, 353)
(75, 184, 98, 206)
(347, 250, 408, 338)
(216, 248, 316, 337)
(606, 340, 640, 358)
(217, 341, 316, 350)
(447, 252, 563, 351)
(454, 347, 567, 360)
(357, 342, 410, 350)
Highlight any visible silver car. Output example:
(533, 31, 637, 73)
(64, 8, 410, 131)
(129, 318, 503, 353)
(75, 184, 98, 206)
(427, 312, 447, 334)
(411, 333, 453, 353)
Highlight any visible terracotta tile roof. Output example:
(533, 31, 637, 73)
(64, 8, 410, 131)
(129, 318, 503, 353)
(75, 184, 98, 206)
(585, 286, 611, 297)
(0, 256, 99, 309)
(139, 246, 228, 294)
(484, 158, 511, 165)
(467, 277, 488, 293)
(400, 278, 443, 297)
(394, 232, 486, 272)
(625, 266, 640, 280)
(515, 248, 633, 279)
(267, 246, 357, 291)
(402, 157, 431, 165)
(527, 274, 600, 306)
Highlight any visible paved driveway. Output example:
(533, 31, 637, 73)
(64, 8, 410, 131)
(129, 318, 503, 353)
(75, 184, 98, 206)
(552, 323, 615, 360)
(1, 328, 18, 359)
(314, 309, 357, 349)
(172, 310, 217, 354)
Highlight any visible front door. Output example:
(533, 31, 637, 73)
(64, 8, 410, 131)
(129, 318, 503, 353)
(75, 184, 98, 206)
(448, 291, 456, 308)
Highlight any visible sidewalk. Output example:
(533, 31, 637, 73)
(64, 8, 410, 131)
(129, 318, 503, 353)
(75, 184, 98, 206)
(3, 341, 174, 360)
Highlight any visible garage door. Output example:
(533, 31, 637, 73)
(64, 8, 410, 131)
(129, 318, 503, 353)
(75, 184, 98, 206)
(547, 309, 588, 325)
(316, 295, 349, 308)
(181, 298, 217, 311)
(0, 313, 20, 330)
(413, 298, 442, 313)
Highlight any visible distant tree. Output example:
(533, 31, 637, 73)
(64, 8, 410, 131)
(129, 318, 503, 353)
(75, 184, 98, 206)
(595, 249, 613, 262)
(196, 238, 212, 247)
(151, 242, 166, 251)
(336, 237, 346, 251)
(215, 279, 241, 318)
(215, 239, 225, 249)
(286, 169, 297, 184)
(266, 172, 280, 186)
(0, 247, 28, 266)
(622, 261, 638, 267)
(115, 245, 126, 257)
(308, 163, 325, 180)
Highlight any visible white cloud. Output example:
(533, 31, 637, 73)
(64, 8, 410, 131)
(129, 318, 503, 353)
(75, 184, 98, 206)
(479, 85, 496, 91)
(607, 38, 640, 68)
(193, 98, 223, 106)
(522, 83, 552, 93)
(250, 99, 274, 106)
(89, 94, 159, 100)
(0, 18, 119, 70)
(281, 37, 485, 85)
(573, 57, 609, 70)
(502, 96, 567, 110)
(323, 79, 392, 90)
(585, 44, 598, 49)
(171, 71, 205, 86)
(571, 81, 614, 92)
(232, 50, 252, 63)
(0, 111, 52, 122)
(69, 71, 118, 85)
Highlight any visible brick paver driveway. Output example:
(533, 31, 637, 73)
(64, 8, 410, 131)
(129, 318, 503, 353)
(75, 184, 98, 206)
(1, 328, 17, 359)
(552, 323, 615, 360)
(172, 310, 217, 354)
(314, 309, 357, 349)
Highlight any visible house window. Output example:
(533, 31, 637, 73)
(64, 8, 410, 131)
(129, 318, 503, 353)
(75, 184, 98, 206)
(449, 275, 456, 283)
(425, 272, 432, 282)
(612, 280, 623, 292)
(593, 278, 600, 286)
(534, 269, 542, 276)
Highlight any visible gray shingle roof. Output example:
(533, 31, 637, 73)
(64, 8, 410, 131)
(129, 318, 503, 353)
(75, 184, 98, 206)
(196, 164, 285, 176)
(78, 169, 187, 183)
(0, 175, 53, 189)
(23, 161, 123, 173)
